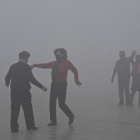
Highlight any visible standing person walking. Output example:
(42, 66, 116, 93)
(5, 51, 47, 133)
(130, 54, 140, 106)
(31, 48, 82, 126)
(111, 50, 136, 105)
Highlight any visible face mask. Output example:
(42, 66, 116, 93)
(56, 55, 61, 61)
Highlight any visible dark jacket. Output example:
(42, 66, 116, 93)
(5, 61, 43, 90)
(112, 56, 135, 79)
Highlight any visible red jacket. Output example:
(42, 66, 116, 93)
(130, 62, 139, 77)
(34, 60, 78, 83)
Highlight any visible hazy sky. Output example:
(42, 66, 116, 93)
(1, 0, 140, 96)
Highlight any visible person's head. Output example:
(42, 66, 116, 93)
(54, 48, 67, 61)
(119, 51, 125, 59)
(19, 51, 30, 63)
(135, 54, 140, 63)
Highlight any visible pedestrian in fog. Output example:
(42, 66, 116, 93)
(5, 51, 47, 133)
(130, 54, 140, 106)
(111, 50, 136, 105)
(31, 48, 82, 126)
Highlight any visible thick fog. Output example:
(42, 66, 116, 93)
(1, 0, 140, 99)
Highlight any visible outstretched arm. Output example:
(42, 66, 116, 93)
(5, 66, 13, 87)
(129, 51, 136, 66)
(29, 69, 47, 91)
(30, 61, 55, 69)
(111, 61, 118, 83)
(67, 60, 82, 87)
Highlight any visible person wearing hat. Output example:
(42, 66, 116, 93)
(5, 51, 47, 133)
(130, 54, 140, 106)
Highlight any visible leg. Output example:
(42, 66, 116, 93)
(118, 77, 124, 104)
(58, 84, 74, 119)
(50, 83, 58, 121)
(124, 76, 130, 105)
(10, 91, 20, 131)
(21, 93, 35, 129)
(130, 90, 136, 106)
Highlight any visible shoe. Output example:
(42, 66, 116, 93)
(11, 129, 19, 133)
(69, 115, 75, 125)
(27, 127, 38, 130)
(48, 121, 57, 126)
(119, 102, 123, 105)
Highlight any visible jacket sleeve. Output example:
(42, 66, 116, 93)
(5, 65, 13, 86)
(34, 61, 54, 69)
(67, 60, 79, 80)
(112, 61, 118, 80)
(29, 69, 43, 89)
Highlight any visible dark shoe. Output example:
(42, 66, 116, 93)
(69, 115, 75, 125)
(11, 129, 19, 133)
(27, 127, 38, 130)
(48, 121, 57, 126)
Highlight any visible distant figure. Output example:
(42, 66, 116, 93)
(111, 50, 136, 105)
(130, 54, 140, 106)
(5, 51, 47, 133)
(31, 48, 82, 126)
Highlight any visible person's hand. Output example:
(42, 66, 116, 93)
(42, 86, 47, 92)
(111, 78, 114, 83)
(30, 64, 34, 70)
(75, 79, 82, 87)
(5, 83, 9, 87)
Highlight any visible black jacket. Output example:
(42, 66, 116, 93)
(5, 61, 43, 90)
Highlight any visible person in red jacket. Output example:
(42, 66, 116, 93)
(130, 54, 140, 106)
(31, 48, 82, 126)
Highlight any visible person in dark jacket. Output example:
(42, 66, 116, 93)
(130, 54, 140, 106)
(31, 48, 82, 126)
(5, 51, 47, 133)
(111, 50, 136, 105)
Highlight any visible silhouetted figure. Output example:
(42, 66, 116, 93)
(111, 51, 136, 105)
(5, 51, 47, 133)
(130, 54, 140, 106)
(31, 48, 82, 126)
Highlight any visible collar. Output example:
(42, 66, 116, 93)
(19, 60, 26, 63)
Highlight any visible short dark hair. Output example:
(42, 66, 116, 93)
(54, 48, 67, 60)
(119, 51, 125, 54)
(19, 51, 30, 59)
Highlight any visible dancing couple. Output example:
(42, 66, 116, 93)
(5, 48, 82, 133)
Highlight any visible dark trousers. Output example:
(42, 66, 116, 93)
(11, 89, 35, 130)
(118, 76, 130, 104)
(50, 81, 74, 121)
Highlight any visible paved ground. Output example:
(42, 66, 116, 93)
(1, 88, 140, 140)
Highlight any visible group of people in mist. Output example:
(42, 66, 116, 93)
(5, 48, 82, 133)
(111, 50, 140, 106)
(5, 48, 140, 133)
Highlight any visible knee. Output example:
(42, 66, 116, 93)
(59, 102, 65, 109)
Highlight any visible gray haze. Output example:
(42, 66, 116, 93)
(1, 0, 140, 103)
